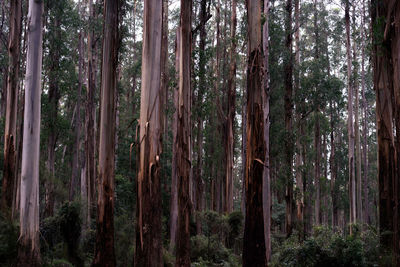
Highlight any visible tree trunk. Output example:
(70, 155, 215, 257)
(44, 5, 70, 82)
(372, 0, 400, 263)
(243, 1, 266, 266)
(169, 28, 180, 253)
(85, 0, 97, 229)
(194, 0, 208, 233)
(345, 0, 356, 231)
(1, 0, 21, 214)
(18, 0, 43, 265)
(175, 1, 192, 265)
(134, 1, 163, 266)
(284, 0, 294, 237)
(330, 102, 338, 229)
(224, 0, 236, 214)
(352, 5, 363, 223)
(92, 0, 119, 265)
(361, 0, 369, 225)
(70, 16, 83, 202)
(263, 0, 271, 261)
(293, 0, 304, 240)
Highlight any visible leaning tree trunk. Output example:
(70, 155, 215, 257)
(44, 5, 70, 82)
(92, 0, 119, 265)
(243, 1, 267, 266)
(175, 0, 192, 266)
(1, 0, 21, 214)
(134, 1, 163, 266)
(372, 0, 400, 264)
(263, 0, 272, 261)
(18, 0, 43, 265)
(345, 0, 356, 231)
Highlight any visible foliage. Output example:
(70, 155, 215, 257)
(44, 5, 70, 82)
(0, 215, 18, 266)
(270, 226, 383, 267)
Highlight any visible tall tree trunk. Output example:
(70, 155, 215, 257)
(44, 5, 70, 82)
(45, 6, 62, 216)
(71, 13, 83, 202)
(352, 5, 363, 223)
(1, 0, 21, 214)
(135, 1, 163, 266)
(372, 0, 400, 263)
(92, 0, 119, 265)
(85, 0, 97, 229)
(243, 1, 266, 265)
(313, 0, 321, 226)
(175, 1, 192, 265)
(263, 0, 271, 261)
(345, 0, 356, 231)
(293, 0, 304, 239)
(169, 28, 180, 253)
(194, 0, 208, 233)
(284, 0, 294, 236)
(330, 101, 338, 229)
(224, 0, 236, 214)
(18, 0, 43, 265)
(361, 0, 369, 225)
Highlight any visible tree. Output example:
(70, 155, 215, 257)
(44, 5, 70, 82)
(135, 1, 163, 265)
(372, 0, 400, 263)
(18, 0, 44, 265)
(175, 0, 192, 265)
(263, 0, 272, 260)
(345, 0, 356, 231)
(92, 0, 119, 265)
(243, 0, 266, 265)
(1, 0, 21, 214)
(84, 0, 97, 229)
(284, 0, 294, 236)
(224, 0, 236, 214)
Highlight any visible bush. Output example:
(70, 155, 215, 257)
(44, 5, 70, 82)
(270, 225, 382, 267)
(0, 215, 18, 266)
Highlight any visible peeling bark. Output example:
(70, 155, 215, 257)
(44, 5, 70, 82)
(243, 1, 266, 266)
(175, 0, 192, 265)
(134, 1, 163, 265)
(92, 0, 119, 265)
(1, 0, 21, 214)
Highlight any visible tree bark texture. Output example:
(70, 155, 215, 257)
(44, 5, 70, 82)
(243, 1, 267, 266)
(135, 1, 163, 266)
(18, 0, 43, 265)
(175, 1, 192, 265)
(2, 0, 21, 214)
(92, 0, 119, 265)
(372, 0, 400, 263)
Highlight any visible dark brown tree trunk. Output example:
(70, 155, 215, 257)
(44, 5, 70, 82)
(134, 1, 163, 266)
(175, 0, 192, 265)
(1, 0, 21, 214)
(243, 1, 266, 266)
(372, 0, 400, 263)
(92, 0, 119, 265)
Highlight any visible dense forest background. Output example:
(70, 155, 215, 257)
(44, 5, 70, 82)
(0, 0, 399, 266)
